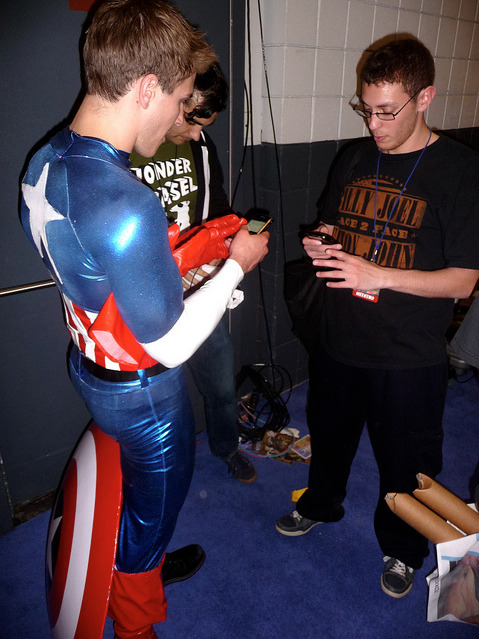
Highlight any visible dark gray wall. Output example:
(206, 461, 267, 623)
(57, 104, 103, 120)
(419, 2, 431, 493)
(0, 1, 90, 535)
(0, 0, 246, 533)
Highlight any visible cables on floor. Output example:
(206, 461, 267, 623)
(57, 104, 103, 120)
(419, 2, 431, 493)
(236, 363, 292, 442)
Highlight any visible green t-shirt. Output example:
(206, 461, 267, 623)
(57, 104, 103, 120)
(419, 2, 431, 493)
(130, 141, 199, 230)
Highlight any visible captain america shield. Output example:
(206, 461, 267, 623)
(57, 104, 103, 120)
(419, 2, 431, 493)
(46, 423, 122, 639)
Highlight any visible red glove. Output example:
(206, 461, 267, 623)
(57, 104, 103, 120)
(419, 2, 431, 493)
(169, 214, 247, 276)
(168, 223, 181, 251)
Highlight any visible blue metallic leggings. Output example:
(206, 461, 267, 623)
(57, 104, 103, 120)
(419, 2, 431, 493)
(68, 346, 196, 573)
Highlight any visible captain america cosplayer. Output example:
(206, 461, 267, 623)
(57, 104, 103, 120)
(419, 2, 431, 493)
(20, 1, 268, 638)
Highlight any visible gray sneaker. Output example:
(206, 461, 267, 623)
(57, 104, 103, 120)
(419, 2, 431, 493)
(381, 556, 415, 598)
(275, 510, 322, 536)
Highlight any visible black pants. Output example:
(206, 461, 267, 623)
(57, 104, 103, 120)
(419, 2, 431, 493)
(297, 347, 448, 569)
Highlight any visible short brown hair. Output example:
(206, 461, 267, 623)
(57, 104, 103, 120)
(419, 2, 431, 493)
(360, 38, 435, 97)
(83, 0, 217, 101)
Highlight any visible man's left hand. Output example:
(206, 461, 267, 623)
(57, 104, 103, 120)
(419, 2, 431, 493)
(313, 249, 384, 291)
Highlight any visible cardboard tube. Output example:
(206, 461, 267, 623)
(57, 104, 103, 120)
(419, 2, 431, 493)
(385, 493, 465, 544)
(414, 473, 479, 535)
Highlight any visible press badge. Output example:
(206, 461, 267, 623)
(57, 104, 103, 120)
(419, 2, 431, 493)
(352, 289, 380, 303)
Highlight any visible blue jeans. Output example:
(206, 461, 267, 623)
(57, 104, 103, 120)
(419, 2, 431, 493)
(68, 346, 195, 573)
(186, 315, 238, 459)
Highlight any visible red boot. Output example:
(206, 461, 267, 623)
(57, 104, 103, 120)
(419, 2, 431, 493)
(108, 558, 167, 639)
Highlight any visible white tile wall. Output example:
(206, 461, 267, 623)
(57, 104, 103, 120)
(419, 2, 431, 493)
(422, 0, 443, 14)
(428, 93, 447, 128)
(347, 2, 375, 49)
(460, 94, 479, 127)
(442, 0, 461, 19)
(443, 94, 463, 128)
(460, 0, 478, 20)
(400, 0, 423, 10)
(417, 13, 441, 52)
(372, 5, 399, 43)
(317, 0, 349, 48)
(455, 19, 475, 56)
(285, 0, 320, 45)
(283, 48, 316, 96)
(397, 9, 420, 37)
(263, 47, 286, 97)
(436, 17, 457, 57)
(449, 59, 469, 94)
(466, 59, 479, 93)
(261, 0, 287, 45)
(472, 23, 479, 55)
(315, 49, 345, 96)
(434, 57, 453, 94)
(312, 96, 341, 140)
(246, 0, 479, 144)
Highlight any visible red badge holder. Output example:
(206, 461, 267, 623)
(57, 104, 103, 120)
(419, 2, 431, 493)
(352, 289, 380, 303)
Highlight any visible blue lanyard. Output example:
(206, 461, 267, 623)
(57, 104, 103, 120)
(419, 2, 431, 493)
(372, 128, 432, 262)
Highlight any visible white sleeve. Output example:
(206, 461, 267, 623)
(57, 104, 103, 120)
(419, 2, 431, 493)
(140, 258, 244, 368)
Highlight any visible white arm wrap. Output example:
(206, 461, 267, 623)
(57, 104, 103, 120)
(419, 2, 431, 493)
(140, 259, 244, 368)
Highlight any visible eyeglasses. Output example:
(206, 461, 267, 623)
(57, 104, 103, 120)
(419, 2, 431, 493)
(184, 112, 203, 126)
(352, 87, 423, 121)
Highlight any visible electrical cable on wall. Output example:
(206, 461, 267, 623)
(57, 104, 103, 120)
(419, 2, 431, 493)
(231, 0, 295, 441)
(231, 81, 251, 209)
(256, 0, 286, 261)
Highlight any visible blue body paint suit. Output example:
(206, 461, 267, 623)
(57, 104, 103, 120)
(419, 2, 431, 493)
(21, 128, 195, 573)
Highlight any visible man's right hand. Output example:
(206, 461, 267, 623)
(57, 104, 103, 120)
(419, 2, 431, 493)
(170, 214, 248, 276)
(228, 227, 269, 274)
(302, 223, 340, 260)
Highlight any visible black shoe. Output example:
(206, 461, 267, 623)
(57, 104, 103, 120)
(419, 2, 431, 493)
(275, 510, 322, 536)
(381, 556, 415, 598)
(162, 544, 205, 586)
(224, 450, 257, 483)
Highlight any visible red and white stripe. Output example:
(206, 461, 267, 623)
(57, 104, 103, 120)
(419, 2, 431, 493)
(61, 295, 121, 370)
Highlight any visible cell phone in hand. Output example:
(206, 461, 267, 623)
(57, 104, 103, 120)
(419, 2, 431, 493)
(306, 230, 337, 245)
(248, 216, 273, 234)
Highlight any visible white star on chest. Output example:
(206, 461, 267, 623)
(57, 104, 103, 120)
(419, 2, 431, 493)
(22, 163, 64, 283)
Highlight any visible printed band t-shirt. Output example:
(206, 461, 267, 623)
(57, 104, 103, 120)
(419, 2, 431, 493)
(130, 141, 199, 230)
(318, 135, 479, 369)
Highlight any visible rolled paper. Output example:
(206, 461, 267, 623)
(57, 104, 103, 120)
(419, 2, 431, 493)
(414, 473, 479, 535)
(385, 492, 465, 544)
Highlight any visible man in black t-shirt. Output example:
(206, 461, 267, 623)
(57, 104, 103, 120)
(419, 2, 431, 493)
(276, 38, 479, 599)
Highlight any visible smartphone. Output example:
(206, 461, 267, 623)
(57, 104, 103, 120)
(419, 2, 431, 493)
(248, 217, 273, 235)
(306, 230, 337, 245)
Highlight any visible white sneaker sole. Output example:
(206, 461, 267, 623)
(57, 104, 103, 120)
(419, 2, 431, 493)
(380, 575, 414, 598)
(274, 520, 321, 537)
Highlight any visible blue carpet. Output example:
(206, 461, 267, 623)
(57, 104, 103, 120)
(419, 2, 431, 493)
(1, 375, 478, 638)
